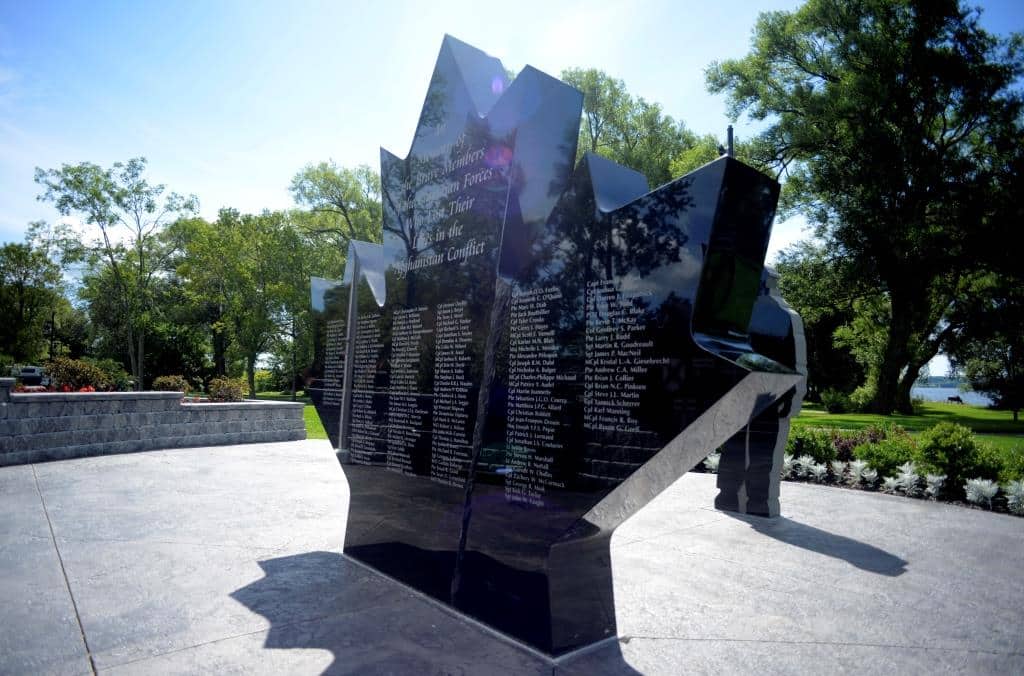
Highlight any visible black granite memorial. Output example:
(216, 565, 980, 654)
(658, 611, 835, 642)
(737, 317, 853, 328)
(308, 36, 806, 656)
(308, 241, 385, 449)
(714, 267, 807, 517)
(308, 275, 348, 448)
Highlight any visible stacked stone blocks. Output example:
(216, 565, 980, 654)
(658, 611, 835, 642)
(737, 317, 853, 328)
(0, 379, 305, 466)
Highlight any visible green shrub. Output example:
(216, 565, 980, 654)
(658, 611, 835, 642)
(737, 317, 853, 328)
(848, 383, 875, 412)
(862, 423, 891, 444)
(254, 369, 275, 393)
(786, 427, 836, 464)
(83, 357, 131, 391)
(45, 357, 111, 390)
(972, 442, 1004, 482)
(918, 421, 977, 457)
(914, 423, 999, 497)
(830, 428, 875, 461)
(152, 375, 192, 394)
(820, 389, 850, 413)
(853, 433, 917, 478)
(208, 376, 244, 402)
(998, 446, 1024, 483)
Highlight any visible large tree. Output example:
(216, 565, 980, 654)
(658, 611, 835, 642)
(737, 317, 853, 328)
(75, 266, 206, 387)
(177, 209, 307, 398)
(707, 0, 1024, 413)
(668, 133, 771, 177)
(945, 274, 1024, 420)
(561, 68, 697, 186)
(35, 158, 197, 389)
(775, 241, 867, 399)
(0, 239, 63, 363)
(289, 162, 382, 250)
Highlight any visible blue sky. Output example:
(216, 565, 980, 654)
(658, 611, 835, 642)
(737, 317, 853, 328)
(1, 0, 1022, 267)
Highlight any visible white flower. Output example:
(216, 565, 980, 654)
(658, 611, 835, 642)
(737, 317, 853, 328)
(703, 452, 721, 473)
(925, 474, 946, 499)
(896, 462, 922, 497)
(964, 478, 999, 509)
(782, 454, 796, 479)
(847, 459, 868, 486)
(1002, 480, 1023, 515)
(795, 455, 816, 478)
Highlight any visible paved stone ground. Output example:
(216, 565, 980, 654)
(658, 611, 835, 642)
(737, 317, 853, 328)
(1, 440, 1021, 675)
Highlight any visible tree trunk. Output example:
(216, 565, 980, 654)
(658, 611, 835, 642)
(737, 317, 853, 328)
(213, 328, 227, 377)
(126, 325, 140, 392)
(49, 307, 57, 359)
(136, 331, 145, 391)
(290, 317, 297, 402)
(246, 354, 257, 399)
(870, 295, 913, 414)
(896, 358, 927, 414)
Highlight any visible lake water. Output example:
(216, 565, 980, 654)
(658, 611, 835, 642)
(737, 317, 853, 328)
(912, 387, 993, 407)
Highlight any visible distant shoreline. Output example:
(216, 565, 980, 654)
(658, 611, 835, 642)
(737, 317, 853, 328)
(911, 386, 992, 407)
(915, 376, 967, 389)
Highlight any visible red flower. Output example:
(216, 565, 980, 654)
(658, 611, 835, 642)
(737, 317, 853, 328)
(61, 384, 72, 392)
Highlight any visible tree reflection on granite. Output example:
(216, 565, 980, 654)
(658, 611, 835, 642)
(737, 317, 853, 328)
(307, 36, 805, 655)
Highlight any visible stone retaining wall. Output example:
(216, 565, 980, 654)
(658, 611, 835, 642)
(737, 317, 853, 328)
(0, 378, 306, 467)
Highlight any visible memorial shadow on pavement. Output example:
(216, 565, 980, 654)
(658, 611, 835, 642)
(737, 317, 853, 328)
(722, 512, 908, 576)
(230, 550, 641, 675)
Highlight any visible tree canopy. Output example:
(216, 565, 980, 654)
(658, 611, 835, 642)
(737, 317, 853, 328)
(561, 68, 699, 186)
(775, 240, 867, 398)
(289, 162, 382, 249)
(0, 239, 63, 363)
(34, 158, 198, 388)
(708, 0, 1024, 413)
(945, 274, 1024, 420)
(172, 208, 318, 397)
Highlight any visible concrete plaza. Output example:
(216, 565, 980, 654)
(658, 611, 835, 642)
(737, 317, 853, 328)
(1, 440, 1021, 675)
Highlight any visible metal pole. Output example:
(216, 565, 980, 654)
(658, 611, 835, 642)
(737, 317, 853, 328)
(727, 125, 734, 157)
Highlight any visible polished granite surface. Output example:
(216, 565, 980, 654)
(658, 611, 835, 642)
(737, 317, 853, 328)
(307, 35, 805, 654)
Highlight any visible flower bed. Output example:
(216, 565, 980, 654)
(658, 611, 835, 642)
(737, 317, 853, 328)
(699, 420, 1024, 516)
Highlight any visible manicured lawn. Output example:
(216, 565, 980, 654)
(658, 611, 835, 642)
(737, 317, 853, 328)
(303, 405, 327, 439)
(794, 401, 1023, 435)
(253, 391, 326, 440)
(975, 434, 1022, 453)
(253, 390, 312, 404)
